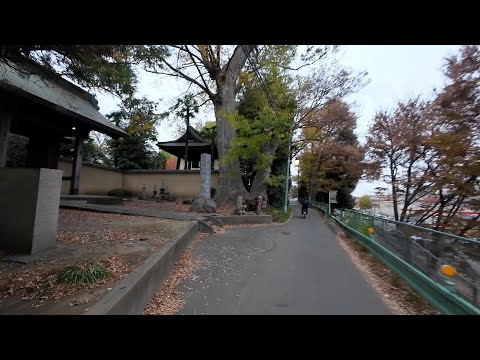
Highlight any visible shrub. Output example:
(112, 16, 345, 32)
(267, 207, 292, 223)
(108, 188, 133, 197)
(359, 223, 374, 237)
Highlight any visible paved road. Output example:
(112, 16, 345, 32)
(178, 205, 391, 315)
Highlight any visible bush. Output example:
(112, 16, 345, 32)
(359, 223, 374, 237)
(57, 259, 109, 285)
(267, 207, 292, 223)
(108, 188, 133, 197)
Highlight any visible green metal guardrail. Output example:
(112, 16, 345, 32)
(310, 202, 480, 315)
(311, 200, 328, 214)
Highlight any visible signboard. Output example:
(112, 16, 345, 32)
(329, 190, 338, 204)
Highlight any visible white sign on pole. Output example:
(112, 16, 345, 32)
(329, 190, 338, 204)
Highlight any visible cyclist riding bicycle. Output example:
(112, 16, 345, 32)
(301, 196, 310, 215)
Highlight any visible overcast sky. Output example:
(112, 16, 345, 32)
(94, 45, 462, 197)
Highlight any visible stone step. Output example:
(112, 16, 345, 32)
(202, 216, 224, 227)
(197, 220, 215, 234)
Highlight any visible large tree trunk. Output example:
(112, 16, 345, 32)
(249, 140, 281, 198)
(249, 167, 270, 197)
(214, 85, 248, 204)
(161, 45, 256, 205)
(212, 45, 255, 205)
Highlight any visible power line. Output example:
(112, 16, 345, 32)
(241, 45, 282, 122)
(241, 45, 293, 212)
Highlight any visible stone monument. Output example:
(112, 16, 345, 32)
(236, 195, 246, 215)
(191, 153, 216, 213)
(256, 193, 265, 215)
(139, 184, 147, 200)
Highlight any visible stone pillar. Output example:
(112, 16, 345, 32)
(0, 168, 62, 254)
(70, 135, 84, 195)
(192, 154, 216, 213)
(200, 153, 211, 199)
(236, 195, 246, 215)
(0, 112, 11, 167)
(139, 184, 147, 200)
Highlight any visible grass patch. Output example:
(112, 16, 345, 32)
(389, 274, 403, 288)
(57, 259, 109, 285)
(267, 207, 292, 223)
(354, 241, 369, 253)
(405, 291, 423, 305)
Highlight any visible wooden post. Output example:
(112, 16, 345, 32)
(176, 156, 181, 170)
(70, 135, 84, 195)
(184, 109, 190, 170)
(0, 111, 11, 167)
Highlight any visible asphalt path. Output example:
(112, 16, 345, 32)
(178, 205, 391, 315)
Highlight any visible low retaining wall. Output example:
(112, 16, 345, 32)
(85, 220, 199, 315)
(214, 215, 272, 225)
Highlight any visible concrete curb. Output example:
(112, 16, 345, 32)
(85, 220, 199, 315)
(285, 207, 294, 224)
(214, 215, 272, 225)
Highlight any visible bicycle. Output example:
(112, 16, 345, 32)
(301, 207, 307, 218)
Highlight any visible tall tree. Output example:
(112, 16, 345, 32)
(5, 134, 28, 167)
(198, 121, 217, 161)
(227, 46, 366, 204)
(419, 45, 480, 235)
(82, 137, 113, 166)
(107, 96, 161, 169)
(365, 98, 434, 222)
(365, 46, 479, 236)
(236, 46, 297, 199)
(298, 101, 365, 209)
(0, 45, 168, 98)
(145, 45, 364, 204)
(170, 94, 200, 169)
(144, 45, 258, 202)
(359, 195, 373, 210)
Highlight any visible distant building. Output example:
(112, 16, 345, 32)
(157, 126, 218, 170)
(165, 158, 177, 170)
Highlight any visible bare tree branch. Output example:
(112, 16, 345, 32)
(156, 57, 214, 99)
